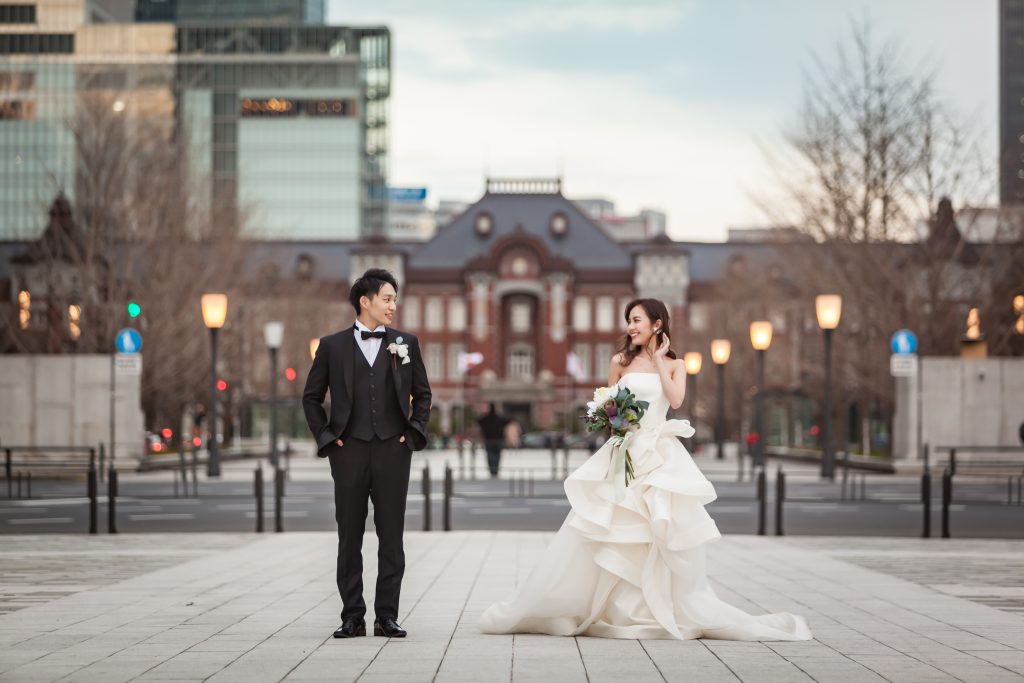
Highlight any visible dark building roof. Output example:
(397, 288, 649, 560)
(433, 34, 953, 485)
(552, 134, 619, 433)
(409, 190, 633, 271)
(10, 194, 88, 267)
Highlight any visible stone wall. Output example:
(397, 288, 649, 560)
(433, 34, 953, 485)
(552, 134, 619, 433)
(0, 355, 145, 464)
(893, 357, 1024, 463)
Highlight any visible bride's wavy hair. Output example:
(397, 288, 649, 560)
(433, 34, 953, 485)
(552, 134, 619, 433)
(615, 298, 677, 367)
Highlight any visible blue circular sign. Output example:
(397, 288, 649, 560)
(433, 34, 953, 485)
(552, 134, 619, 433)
(116, 328, 142, 354)
(890, 329, 917, 355)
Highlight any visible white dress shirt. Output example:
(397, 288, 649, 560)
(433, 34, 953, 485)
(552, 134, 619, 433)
(354, 320, 386, 366)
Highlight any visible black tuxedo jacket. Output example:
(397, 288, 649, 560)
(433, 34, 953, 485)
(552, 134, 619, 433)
(302, 326, 432, 456)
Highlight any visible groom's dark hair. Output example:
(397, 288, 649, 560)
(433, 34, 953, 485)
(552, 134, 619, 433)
(349, 268, 399, 314)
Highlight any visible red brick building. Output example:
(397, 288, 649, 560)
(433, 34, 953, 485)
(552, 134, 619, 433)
(362, 178, 690, 433)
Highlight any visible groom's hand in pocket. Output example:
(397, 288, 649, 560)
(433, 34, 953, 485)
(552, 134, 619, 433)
(335, 438, 344, 448)
(399, 435, 406, 444)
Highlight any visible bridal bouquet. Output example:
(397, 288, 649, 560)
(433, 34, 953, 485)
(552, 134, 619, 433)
(584, 384, 649, 487)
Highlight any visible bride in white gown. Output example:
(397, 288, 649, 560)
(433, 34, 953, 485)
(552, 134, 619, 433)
(479, 298, 812, 641)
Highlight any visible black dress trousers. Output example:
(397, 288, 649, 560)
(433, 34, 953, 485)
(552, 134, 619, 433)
(327, 434, 412, 622)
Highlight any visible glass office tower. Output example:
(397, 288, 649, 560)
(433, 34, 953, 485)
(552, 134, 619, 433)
(0, 2, 80, 239)
(2, 0, 388, 241)
(136, 0, 325, 25)
(175, 25, 390, 239)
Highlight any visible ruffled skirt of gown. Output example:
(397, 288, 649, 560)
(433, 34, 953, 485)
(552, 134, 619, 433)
(478, 419, 812, 641)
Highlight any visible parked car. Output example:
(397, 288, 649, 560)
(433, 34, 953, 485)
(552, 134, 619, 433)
(565, 432, 603, 451)
(518, 431, 565, 449)
(145, 432, 166, 454)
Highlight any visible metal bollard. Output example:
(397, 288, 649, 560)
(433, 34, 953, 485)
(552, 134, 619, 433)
(99, 443, 105, 483)
(26, 471, 31, 499)
(87, 457, 98, 535)
(756, 467, 766, 536)
(190, 443, 199, 497)
(422, 463, 431, 531)
(941, 468, 952, 539)
(921, 469, 931, 538)
(775, 467, 785, 536)
(107, 467, 118, 534)
(254, 464, 264, 533)
(443, 465, 453, 531)
(274, 468, 284, 533)
(177, 444, 188, 495)
(5, 449, 11, 498)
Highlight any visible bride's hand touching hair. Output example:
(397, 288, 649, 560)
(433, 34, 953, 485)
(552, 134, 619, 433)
(651, 333, 671, 360)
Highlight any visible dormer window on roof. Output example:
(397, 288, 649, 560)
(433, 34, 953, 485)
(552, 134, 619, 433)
(550, 212, 568, 237)
(475, 212, 493, 237)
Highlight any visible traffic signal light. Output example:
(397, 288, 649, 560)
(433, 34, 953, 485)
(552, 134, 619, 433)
(216, 379, 228, 392)
(161, 428, 172, 439)
(285, 367, 297, 381)
(127, 301, 141, 318)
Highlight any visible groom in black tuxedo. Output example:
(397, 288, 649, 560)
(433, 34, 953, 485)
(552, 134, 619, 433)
(303, 268, 431, 639)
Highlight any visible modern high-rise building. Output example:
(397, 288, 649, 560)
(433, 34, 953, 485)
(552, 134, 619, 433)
(135, 0, 325, 24)
(0, 1, 83, 239)
(1, 0, 389, 241)
(1000, 0, 1024, 204)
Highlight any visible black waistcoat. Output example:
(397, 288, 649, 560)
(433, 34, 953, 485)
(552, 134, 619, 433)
(343, 341, 405, 441)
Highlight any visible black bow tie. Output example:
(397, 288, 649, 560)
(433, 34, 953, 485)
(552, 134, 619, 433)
(360, 329, 386, 340)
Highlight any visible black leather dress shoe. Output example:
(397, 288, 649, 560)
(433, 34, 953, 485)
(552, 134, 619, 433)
(333, 618, 366, 638)
(373, 616, 407, 638)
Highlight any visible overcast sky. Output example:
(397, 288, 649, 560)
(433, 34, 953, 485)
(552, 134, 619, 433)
(328, 0, 996, 241)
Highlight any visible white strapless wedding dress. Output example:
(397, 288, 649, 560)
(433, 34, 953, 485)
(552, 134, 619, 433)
(479, 372, 812, 641)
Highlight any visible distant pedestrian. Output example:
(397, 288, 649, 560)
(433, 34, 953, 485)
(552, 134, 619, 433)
(477, 403, 511, 478)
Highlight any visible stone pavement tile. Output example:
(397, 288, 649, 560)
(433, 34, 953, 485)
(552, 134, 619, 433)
(183, 635, 265, 652)
(0, 662, 83, 682)
(704, 651, 816, 682)
(967, 650, 1024, 676)
(354, 675, 437, 683)
(643, 643, 741, 683)
(51, 654, 167, 683)
(280, 642, 381, 681)
(920, 628, 1012, 651)
(117, 643, 190, 657)
(132, 650, 239, 680)
(925, 659, 1024, 682)
(782, 657, 887, 683)
(0, 650, 49, 675)
(848, 654, 961, 682)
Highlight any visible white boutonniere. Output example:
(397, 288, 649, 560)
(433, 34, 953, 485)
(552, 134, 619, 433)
(387, 336, 411, 365)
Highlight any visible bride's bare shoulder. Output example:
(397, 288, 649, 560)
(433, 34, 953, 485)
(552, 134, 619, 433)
(607, 353, 625, 382)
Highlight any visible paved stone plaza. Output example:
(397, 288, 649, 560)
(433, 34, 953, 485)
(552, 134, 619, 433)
(0, 532, 1023, 682)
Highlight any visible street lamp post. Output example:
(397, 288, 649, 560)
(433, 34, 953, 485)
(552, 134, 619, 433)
(816, 295, 842, 480)
(710, 340, 731, 460)
(201, 293, 228, 477)
(684, 352, 702, 452)
(264, 322, 284, 470)
(749, 321, 773, 469)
